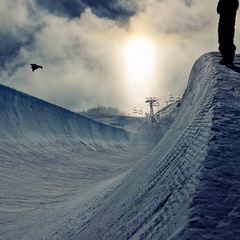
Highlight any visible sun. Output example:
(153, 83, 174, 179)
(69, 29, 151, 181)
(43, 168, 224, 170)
(122, 36, 156, 91)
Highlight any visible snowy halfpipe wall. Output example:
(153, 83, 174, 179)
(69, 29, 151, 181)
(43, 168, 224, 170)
(1, 52, 240, 240)
(0, 84, 129, 144)
(0, 83, 134, 240)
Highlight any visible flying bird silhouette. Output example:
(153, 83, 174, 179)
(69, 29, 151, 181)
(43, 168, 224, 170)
(30, 63, 43, 72)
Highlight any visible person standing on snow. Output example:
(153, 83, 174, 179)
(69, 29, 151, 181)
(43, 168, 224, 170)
(217, 0, 239, 65)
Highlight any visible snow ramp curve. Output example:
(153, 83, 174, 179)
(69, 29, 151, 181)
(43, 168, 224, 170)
(69, 52, 240, 240)
(0, 84, 129, 145)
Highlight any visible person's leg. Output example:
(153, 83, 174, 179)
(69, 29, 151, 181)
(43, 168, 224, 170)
(218, 25, 236, 65)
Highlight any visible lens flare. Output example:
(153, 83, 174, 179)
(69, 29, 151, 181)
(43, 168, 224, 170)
(122, 36, 156, 95)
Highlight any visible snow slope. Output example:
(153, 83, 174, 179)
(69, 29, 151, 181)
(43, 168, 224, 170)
(1, 52, 240, 239)
(0, 85, 139, 239)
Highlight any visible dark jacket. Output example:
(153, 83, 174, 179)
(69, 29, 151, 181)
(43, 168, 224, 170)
(217, 0, 239, 25)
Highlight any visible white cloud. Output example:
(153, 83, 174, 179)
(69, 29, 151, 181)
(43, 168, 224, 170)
(0, 0, 227, 112)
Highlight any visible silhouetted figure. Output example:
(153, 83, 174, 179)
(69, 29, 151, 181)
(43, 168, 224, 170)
(217, 0, 239, 65)
(30, 63, 43, 72)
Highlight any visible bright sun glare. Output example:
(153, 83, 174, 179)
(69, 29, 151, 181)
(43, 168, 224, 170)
(122, 37, 156, 93)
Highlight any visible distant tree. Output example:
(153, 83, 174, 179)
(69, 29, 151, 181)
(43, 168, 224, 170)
(81, 106, 123, 116)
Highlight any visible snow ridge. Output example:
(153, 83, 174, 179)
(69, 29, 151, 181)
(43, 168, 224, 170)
(178, 53, 240, 239)
(71, 53, 216, 239)
(70, 52, 240, 240)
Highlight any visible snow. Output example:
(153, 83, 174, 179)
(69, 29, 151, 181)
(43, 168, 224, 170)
(1, 52, 240, 239)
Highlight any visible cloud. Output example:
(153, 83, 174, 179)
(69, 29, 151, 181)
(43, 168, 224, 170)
(128, 0, 220, 94)
(1, 5, 128, 111)
(35, 0, 85, 18)
(0, 0, 228, 112)
(35, 0, 139, 20)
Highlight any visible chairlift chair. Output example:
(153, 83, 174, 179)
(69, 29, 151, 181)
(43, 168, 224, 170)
(176, 94, 181, 101)
(133, 107, 138, 113)
(169, 94, 175, 103)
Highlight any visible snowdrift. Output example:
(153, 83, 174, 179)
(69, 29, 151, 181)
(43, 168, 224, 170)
(1, 52, 240, 240)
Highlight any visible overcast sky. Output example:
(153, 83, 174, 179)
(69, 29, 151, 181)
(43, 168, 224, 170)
(0, 0, 237, 112)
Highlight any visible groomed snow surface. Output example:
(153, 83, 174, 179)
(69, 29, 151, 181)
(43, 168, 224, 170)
(1, 52, 240, 240)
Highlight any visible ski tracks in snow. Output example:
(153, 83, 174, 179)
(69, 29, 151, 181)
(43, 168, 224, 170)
(1, 52, 240, 239)
(69, 53, 231, 240)
(180, 55, 240, 240)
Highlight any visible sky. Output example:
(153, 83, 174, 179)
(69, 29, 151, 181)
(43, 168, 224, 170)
(0, 0, 235, 112)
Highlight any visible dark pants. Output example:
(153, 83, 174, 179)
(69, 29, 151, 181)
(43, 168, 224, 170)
(218, 20, 236, 63)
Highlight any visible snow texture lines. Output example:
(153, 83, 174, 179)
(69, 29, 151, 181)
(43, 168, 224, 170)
(179, 53, 240, 240)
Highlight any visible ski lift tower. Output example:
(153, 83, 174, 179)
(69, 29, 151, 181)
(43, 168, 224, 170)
(145, 97, 157, 123)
